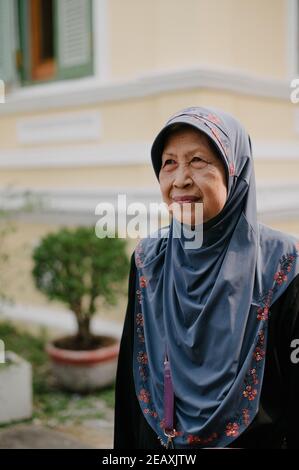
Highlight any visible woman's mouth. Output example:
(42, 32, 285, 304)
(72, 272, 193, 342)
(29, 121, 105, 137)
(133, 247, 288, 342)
(171, 196, 202, 203)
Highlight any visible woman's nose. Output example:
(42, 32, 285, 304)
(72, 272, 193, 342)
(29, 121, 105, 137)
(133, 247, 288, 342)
(173, 164, 193, 187)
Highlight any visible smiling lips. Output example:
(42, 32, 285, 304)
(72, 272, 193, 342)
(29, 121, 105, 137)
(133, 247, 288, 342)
(171, 195, 202, 203)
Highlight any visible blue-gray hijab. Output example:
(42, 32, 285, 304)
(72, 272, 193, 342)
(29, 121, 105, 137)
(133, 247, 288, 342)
(133, 106, 299, 448)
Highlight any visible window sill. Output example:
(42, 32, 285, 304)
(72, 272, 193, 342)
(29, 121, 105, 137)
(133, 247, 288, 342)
(3, 74, 101, 110)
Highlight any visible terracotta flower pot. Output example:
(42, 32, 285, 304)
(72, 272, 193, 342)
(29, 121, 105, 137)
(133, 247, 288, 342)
(46, 336, 120, 392)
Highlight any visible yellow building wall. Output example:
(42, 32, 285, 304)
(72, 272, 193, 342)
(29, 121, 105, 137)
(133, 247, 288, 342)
(108, 0, 287, 79)
(1, 91, 298, 151)
(0, 89, 298, 189)
(0, 0, 298, 320)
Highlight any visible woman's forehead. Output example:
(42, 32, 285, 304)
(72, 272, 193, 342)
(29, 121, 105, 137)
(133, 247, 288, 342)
(162, 126, 217, 157)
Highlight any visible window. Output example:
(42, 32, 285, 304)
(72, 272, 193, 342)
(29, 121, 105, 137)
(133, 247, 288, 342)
(0, 0, 94, 87)
(31, 0, 55, 81)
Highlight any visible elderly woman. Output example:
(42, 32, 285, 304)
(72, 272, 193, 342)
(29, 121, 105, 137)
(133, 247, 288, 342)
(114, 107, 299, 449)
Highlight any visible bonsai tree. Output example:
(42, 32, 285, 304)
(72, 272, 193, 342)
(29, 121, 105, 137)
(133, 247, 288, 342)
(32, 227, 129, 350)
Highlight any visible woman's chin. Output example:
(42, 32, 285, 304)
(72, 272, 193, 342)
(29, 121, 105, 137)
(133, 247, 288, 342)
(169, 208, 205, 226)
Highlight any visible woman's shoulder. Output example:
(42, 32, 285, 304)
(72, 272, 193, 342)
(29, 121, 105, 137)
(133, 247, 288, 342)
(258, 223, 299, 254)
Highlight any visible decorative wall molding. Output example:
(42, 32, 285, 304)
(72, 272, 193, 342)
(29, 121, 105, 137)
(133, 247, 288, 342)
(0, 140, 298, 169)
(16, 111, 102, 144)
(0, 66, 292, 115)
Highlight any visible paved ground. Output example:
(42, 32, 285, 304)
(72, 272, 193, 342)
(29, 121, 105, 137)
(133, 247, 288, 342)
(0, 422, 113, 449)
(0, 407, 114, 449)
(0, 425, 92, 449)
(0, 305, 118, 449)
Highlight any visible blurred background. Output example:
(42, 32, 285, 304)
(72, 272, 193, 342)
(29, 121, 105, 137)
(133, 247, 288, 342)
(0, 0, 299, 449)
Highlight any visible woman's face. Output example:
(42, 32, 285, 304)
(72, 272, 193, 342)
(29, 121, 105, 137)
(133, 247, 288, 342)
(159, 126, 227, 225)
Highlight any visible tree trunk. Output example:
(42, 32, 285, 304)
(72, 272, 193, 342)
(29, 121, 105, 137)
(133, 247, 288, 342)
(76, 316, 92, 349)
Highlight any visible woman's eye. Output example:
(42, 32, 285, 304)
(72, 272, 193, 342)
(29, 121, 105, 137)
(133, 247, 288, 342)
(191, 156, 209, 166)
(163, 159, 175, 166)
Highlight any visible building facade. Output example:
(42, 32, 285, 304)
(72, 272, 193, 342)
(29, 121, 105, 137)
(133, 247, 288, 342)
(0, 0, 299, 321)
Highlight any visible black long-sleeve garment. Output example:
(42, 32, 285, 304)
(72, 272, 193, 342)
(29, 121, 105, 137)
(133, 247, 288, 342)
(114, 253, 299, 449)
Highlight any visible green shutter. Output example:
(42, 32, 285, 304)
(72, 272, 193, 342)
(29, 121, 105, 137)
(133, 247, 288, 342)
(55, 0, 93, 80)
(17, 0, 30, 83)
(0, 0, 18, 86)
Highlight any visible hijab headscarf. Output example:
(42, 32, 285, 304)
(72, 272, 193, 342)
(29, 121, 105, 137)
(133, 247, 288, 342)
(133, 106, 299, 448)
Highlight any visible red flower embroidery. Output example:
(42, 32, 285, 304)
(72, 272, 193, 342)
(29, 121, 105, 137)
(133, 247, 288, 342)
(144, 407, 158, 418)
(136, 313, 144, 326)
(135, 255, 143, 268)
(225, 422, 239, 437)
(243, 385, 258, 401)
(253, 347, 265, 362)
(258, 330, 265, 343)
(139, 276, 148, 288)
(137, 351, 148, 364)
(136, 289, 142, 304)
(187, 435, 202, 445)
(229, 163, 235, 176)
(274, 271, 288, 285)
(138, 388, 150, 403)
(135, 243, 145, 268)
(187, 433, 218, 445)
(249, 368, 259, 385)
(257, 306, 269, 321)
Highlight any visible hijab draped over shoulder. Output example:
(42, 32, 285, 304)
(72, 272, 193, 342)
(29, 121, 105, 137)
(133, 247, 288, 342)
(132, 106, 299, 448)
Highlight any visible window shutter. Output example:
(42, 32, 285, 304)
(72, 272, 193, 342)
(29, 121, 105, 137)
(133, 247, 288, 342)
(55, 0, 93, 80)
(0, 0, 18, 87)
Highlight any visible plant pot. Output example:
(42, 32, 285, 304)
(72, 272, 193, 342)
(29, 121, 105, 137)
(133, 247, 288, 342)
(46, 335, 120, 392)
(0, 351, 32, 425)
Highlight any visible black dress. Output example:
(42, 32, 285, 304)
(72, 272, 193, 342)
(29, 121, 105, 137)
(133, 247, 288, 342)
(114, 253, 299, 449)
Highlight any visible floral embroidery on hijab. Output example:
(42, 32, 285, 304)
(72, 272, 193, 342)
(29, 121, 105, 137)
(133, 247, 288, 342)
(135, 240, 298, 447)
